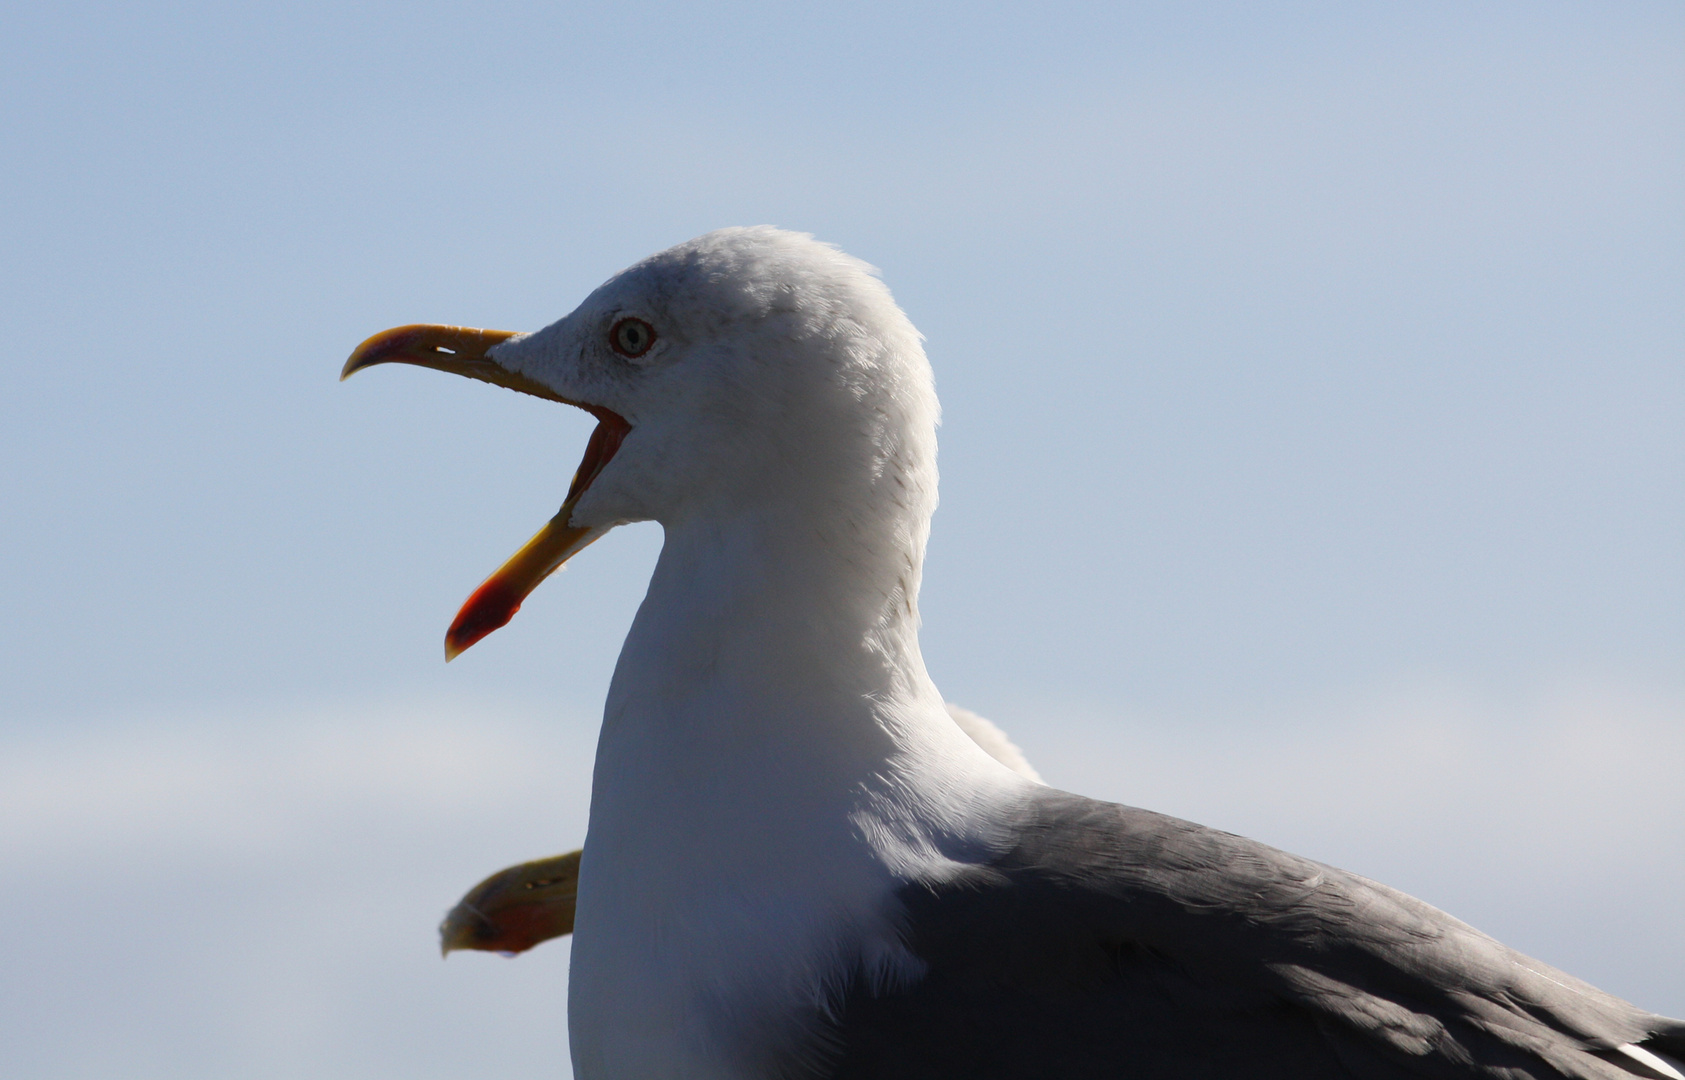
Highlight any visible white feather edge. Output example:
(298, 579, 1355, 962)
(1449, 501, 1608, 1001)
(945, 704, 1043, 784)
(1618, 1044, 1685, 1080)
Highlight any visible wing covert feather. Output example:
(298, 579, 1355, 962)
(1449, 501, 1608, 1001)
(824, 791, 1681, 1080)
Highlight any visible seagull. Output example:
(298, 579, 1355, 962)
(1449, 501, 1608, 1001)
(439, 705, 1042, 958)
(343, 227, 1683, 1080)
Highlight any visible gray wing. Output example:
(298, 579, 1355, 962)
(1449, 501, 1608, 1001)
(825, 791, 1685, 1079)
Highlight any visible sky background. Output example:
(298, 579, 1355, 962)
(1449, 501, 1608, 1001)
(1, 1, 1681, 1076)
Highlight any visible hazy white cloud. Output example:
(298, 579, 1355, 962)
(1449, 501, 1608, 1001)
(0, 697, 593, 1080)
(0, 699, 588, 866)
(1030, 680, 1685, 863)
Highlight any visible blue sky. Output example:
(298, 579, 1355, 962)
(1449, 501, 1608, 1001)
(1, 2, 1680, 1076)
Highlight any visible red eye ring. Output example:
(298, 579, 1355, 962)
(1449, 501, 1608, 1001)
(610, 317, 656, 358)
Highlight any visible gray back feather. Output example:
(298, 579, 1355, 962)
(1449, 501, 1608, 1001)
(823, 791, 1684, 1079)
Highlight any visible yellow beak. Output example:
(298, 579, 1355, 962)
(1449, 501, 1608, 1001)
(438, 850, 582, 957)
(341, 324, 630, 659)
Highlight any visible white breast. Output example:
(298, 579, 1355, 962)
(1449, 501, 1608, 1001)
(566, 518, 1031, 1080)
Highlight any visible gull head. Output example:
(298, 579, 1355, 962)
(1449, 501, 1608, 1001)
(342, 227, 939, 658)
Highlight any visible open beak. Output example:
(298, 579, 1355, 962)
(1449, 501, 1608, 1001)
(342, 324, 631, 659)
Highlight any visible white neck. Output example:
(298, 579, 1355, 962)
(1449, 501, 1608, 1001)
(568, 506, 1028, 1080)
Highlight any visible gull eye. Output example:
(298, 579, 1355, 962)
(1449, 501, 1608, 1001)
(610, 317, 656, 358)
